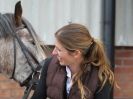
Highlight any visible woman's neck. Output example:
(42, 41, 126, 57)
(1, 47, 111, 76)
(68, 60, 82, 76)
(68, 65, 80, 76)
(68, 55, 83, 76)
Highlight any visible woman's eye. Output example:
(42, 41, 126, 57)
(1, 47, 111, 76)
(57, 48, 61, 52)
(56, 47, 61, 52)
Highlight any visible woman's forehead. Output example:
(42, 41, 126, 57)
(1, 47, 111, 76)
(55, 40, 63, 48)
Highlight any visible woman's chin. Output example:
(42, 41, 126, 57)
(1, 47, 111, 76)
(59, 61, 66, 66)
(59, 62, 63, 65)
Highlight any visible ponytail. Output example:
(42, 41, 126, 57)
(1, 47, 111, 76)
(89, 39, 114, 91)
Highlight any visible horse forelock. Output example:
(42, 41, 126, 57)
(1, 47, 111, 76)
(0, 13, 16, 38)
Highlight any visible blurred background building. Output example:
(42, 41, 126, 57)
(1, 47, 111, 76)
(0, 0, 133, 99)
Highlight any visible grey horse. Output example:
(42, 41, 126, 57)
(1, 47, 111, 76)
(0, 1, 50, 88)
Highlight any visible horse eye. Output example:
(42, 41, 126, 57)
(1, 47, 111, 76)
(31, 41, 35, 45)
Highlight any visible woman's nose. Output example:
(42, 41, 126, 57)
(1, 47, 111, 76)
(52, 48, 58, 55)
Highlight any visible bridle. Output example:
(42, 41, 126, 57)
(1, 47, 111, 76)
(0, 13, 42, 99)
(11, 25, 38, 80)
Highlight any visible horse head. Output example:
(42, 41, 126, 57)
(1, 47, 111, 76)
(0, 1, 50, 86)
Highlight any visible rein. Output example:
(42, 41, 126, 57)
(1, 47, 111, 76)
(11, 35, 16, 79)
(10, 25, 26, 79)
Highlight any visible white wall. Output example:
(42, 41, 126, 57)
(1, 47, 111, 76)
(115, 0, 133, 46)
(0, 0, 102, 45)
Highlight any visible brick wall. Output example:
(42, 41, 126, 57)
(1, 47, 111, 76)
(0, 47, 133, 99)
(0, 74, 24, 99)
(114, 47, 133, 99)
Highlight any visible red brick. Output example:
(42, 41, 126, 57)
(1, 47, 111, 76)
(115, 66, 133, 73)
(115, 49, 133, 58)
(114, 66, 133, 99)
(123, 59, 133, 66)
(0, 75, 24, 99)
(11, 89, 24, 98)
(0, 89, 11, 98)
(115, 59, 122, 66)
(0, 74, 10, 81)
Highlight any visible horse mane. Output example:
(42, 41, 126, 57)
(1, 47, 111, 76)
(0, 13, 14, 38)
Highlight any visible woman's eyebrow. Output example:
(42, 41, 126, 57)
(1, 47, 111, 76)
(55, 46, 60, 50)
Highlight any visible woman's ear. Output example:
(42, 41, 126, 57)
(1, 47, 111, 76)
(73, 49, 82, 58)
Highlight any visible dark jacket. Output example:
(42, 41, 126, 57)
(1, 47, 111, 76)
(31, 56, 112, 99)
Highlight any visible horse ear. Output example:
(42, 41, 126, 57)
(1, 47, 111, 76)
(14, 1, 22, 27)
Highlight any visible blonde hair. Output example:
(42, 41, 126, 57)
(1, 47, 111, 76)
(55, 23, 114, 99)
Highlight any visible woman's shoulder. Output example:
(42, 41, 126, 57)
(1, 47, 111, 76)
(41, 55, 61, 74)
(41, 55, 58, 67)
(94, 81, 112, 99)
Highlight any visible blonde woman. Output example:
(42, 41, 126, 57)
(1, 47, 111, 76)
(31, 23, 114, 99)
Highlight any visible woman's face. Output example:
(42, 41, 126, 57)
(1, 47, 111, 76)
(52, 40, 75, 66)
